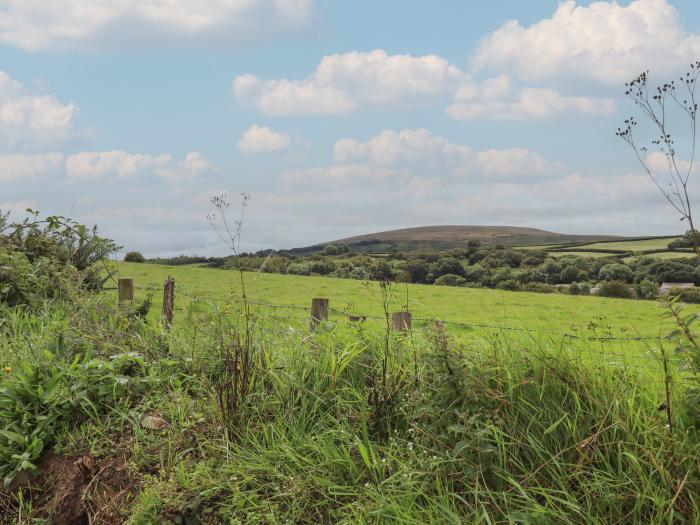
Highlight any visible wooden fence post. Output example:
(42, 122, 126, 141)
(310, 298, 329, 329)
(392, 311, 412, 333)
(162, 276, 175, 326)
(118, 278, 134, 302)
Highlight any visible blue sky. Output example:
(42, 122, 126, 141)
(3, 0, 700, 255)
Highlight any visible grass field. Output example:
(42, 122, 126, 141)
(4, 261, 700, 523)
(547, 251, 619, 258)
(578, 237, 679, 252)
(117, 262, 686, 337)
(113, 261, 699, 380)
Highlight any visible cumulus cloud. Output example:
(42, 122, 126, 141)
(65, 150, 217, 182)
(472, 0, 700, 84)
(469, 148, 564, 178)
(0, 0, 317, 52)
(331, 128, 560, 180)
(334, 128, 471, 165)
(0, 153, 64, 183)
(0, 71, 77, 151)
(447, 83, 615, 120)
(233, 49, 464, 116)
(238, 125, 291, 154)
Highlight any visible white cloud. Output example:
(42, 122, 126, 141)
(469, 148, 564, 178)
(233, 49, 464, 116)
(0, 199, 40, 215)
(332, 128, 559, 180)
(155, 151, 219, 182)
(0, 0, 317, 52)
(283, 164, 403, 186)
(238, 125, 291, 154)
(65, 150, 217, 182)
(66, 150, 171, 179)
(0, 71, 77, 151)
(0, 153, 64, 182)
(447, 78, 614, 120)
(334, 128, 471, 165)
(472, 0, 700, 84)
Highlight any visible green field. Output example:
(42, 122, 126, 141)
(547, 251, 619, 258)
(114, 261, 696, 379)
(5, 259, 700, 523)
(578, 237, 679, 252)
(625, 251, 696, 261)
(117, 262, 684, 336)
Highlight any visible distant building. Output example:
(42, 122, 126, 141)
(659, 282, 695, 296)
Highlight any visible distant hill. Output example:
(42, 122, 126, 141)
(286, 225, 625, 255)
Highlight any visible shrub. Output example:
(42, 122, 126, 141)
(0, 247, 80, 307)
(323, 244, 339, 256)
(0, 212, 116, 301)
(522, 282, 557, 293)
(430, 257, 467, 280)
(496, 279, 521, 291)
(463, 264, 487, 283)
(671, 287, 700, 304)
(124, 251, 146, 263)
(636, 279, 658, 300)
(568, 283, 591, 295)
(559, 265, 579, 284)
(598, 263, 634, 283)
(597, 280, 634, 299)
(434, 274, 466, 287)
(668, 229, 699, 249)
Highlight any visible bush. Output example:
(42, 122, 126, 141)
(670, 287, 700, 304)
(636, 279, 658, 300)
(568, 283, 591, 295)
(522, 282, 557, 293)
(0, 212, 116, 302)
(323, 244, 339, 256)
(597, 280, 634, 299)
(598, 263, 634, 283)
(430, 257, 467, 280)
(434, 274, 466, 287)
(496, 279, 521, 291)
(124, 251, 146, 263)
(0, 247, 80, 308)
(668, 230, 698, 249)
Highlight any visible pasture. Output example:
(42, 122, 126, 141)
(116, 261, 686, 337)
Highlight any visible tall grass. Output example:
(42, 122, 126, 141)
(2, 297, 700, 523)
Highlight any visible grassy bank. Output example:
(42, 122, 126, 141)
(1, 290, 699, 523)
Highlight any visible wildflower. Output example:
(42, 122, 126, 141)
(3, 367, 11, 374)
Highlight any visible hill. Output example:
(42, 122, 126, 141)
(286, 225, 624, 254)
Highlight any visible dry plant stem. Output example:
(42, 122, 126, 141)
(658, 343, 674, 435)
(617, 63, 700, 257)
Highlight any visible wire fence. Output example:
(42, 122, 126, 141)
(98, 279, 700, 388)
(123, 283, 665, 343)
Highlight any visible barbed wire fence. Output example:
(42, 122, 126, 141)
(106, 277, 696, 387)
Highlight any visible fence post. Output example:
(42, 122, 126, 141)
(392, 311, 412, 333)
(310, 298, 329, 329)
(162, 276, 175, 326)
(118, 278, 134, 302)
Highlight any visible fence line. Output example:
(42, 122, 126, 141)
(124, 284, 667, 343)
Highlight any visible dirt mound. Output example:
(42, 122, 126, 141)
(2, 446, 137, 525)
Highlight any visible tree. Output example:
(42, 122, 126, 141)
(323, 244, 339, 256)
(598, 263, 634, 283)
(617, 62, 700, 256)
(668, 230, 700, 249)
(124, 251, 145, 263)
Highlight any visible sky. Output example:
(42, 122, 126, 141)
(3, 0, 700, 256)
